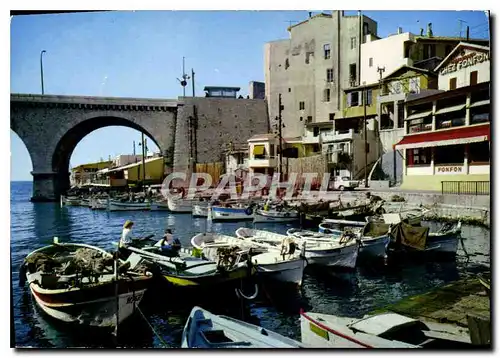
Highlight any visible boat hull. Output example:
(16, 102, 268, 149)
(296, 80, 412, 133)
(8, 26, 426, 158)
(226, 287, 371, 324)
(162, 265, 253, 287)
(255, 258, 306, 286)
(31, 285, 147, 327)
(212, 207, 253, 221)
(305, 242, 359, 269)
(150, 201, 170, 211)
(359, 235, 390, 260)
(253, 211, 299, 223)
(192, 204, 208, 217)
(90, 198, 109, 210)
(167, 198, 194, 213)
(108, 201, 151, 211)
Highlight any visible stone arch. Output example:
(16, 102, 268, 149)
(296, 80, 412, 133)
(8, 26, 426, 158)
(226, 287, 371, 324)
(10, 129, 34, 179)
(52, 116, 164, 194)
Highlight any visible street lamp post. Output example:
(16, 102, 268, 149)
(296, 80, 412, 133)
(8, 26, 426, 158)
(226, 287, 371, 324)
(40, 50, 46, 95)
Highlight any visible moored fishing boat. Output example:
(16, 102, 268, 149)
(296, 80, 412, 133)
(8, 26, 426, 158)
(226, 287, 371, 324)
(19, 238, 152, 329)
(167, 197, 196, 213)
(182, 306, 304, 348)
(107, 200, 151, 211)
(211, 205, 254, 221)
(300, 310, 471, 348)
(150, 200, 170, 211)
(192, 232, 306, 286)
(124, 238, 254, 287)
(253, 208, 299, 223)
(192, 203, 209, 217)
(90, 197, 109, 210)
(366, 221, 462, 257)
(313, 221, 390, 261)
(237, 228, 359, 269)
(60, 195, 82, 207)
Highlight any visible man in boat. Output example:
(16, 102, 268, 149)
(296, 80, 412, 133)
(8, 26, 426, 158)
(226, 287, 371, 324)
(159, 229, 181, 256)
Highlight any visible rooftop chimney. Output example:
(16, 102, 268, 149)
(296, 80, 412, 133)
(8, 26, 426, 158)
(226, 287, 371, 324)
(397, 27, 403, 34)
(427, 23, 433, 37)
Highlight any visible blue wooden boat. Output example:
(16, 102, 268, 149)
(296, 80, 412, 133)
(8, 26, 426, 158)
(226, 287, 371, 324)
(182, 306, 303, 348)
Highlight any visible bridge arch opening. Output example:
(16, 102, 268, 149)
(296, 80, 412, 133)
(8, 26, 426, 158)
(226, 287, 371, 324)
(10, 129, 33, 182)
(53, 116, 164, 192)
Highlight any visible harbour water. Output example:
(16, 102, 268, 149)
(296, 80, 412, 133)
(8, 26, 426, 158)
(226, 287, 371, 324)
(11, 181, 490, 348)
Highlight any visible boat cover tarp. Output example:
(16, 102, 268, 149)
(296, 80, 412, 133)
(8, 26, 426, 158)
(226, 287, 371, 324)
(363, 222, 429, 251)
(392, 222, 429, 251)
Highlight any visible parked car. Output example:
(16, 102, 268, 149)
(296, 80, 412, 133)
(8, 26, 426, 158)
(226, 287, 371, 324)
(329, 176, 359, 191)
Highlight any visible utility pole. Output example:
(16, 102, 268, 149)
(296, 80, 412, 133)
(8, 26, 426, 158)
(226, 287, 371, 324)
(376, 66, 386, 182)
(458, 19, 467, 38)
(191, 69, 195, 97)
(363, 88, 368, 188)
(141, 133, 146, 188)
(278, 94, 284, 180)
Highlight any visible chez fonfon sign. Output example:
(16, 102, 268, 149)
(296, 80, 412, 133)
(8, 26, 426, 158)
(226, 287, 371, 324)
(440, 51, 490, 75)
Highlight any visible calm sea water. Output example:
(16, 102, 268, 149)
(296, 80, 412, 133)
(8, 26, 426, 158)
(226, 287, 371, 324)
(10, 181, 491, 348)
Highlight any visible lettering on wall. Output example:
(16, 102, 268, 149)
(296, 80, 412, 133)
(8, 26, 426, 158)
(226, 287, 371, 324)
(440, 51, 490, 75)
(436, 166, 463, 174)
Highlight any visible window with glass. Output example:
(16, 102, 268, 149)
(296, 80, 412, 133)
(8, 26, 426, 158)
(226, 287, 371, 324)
(434, 145, 465, 165)
(369, 58, 373, 67)
(324, 44, 331, 59)
(347, 92, 359, 107)
(326, 68, 334, 82)
(407, 116, 432, 134)
(365, 89, 372, 106)
(299, 101, 305, 110)
(468, 142, 490, 164)
(324, 88, 331, 102)
(436, 109, 466, 130)
(470, 105, 490, 124)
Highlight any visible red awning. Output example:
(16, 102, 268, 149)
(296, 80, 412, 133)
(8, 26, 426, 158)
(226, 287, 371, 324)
(394, 124, 490, 150)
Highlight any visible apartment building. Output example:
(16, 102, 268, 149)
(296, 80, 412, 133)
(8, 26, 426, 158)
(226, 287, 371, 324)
(264, 11, 377, 139)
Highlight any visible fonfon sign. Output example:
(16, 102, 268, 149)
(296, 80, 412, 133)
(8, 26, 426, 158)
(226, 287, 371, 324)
(440, 51, 490, 75)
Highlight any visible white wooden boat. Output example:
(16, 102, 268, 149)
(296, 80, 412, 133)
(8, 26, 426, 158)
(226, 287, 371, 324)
(19, 238, 152, 329)
(192, 233, 306, 286)
(167, 197, 195, 213)
(107, 200, 151, 211)
(315, 222, 390, 261)
(300, 310, 472, 348)
(211, 205, 254, 221)
(60, 195, 81, 207)
(90, 197, 109, 210)
(182, 306, 303, 348)
(150, 200, 170, 211)
(192, 203, 209, 217)
(80, 198, 91, 207)
(236, 228, 359, 269)
(253, 208, 299, 223)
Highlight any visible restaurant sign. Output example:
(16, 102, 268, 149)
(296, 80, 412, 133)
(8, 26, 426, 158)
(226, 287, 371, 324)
(440, 51, 490, 75)
(436, 166, 463, 174)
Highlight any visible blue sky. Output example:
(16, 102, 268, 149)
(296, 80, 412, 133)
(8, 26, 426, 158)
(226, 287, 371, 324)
(10, 10, 489, 181)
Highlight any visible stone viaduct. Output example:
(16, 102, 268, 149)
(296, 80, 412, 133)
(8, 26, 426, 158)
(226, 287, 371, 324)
(11, 94, 269, 201)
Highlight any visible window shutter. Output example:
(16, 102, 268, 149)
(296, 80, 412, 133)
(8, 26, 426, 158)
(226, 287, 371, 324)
(347, 93, 351, 107)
